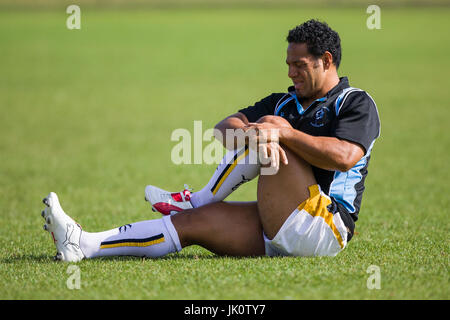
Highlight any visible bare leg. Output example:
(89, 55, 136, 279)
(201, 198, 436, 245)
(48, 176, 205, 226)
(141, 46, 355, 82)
(171, 201, 265, 256)
(170, 148, 316, 256)
(257, 148, 317, 239)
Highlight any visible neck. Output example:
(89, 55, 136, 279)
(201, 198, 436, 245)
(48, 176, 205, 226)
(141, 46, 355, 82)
(319, 72, 340, 98)
(301, 72, 340, 106)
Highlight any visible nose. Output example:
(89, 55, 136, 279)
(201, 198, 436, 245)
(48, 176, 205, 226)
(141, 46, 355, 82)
(288, 65, 297, 79)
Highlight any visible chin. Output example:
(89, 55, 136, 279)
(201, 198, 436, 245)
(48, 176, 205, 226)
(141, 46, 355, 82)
(295, 89, 309, 98)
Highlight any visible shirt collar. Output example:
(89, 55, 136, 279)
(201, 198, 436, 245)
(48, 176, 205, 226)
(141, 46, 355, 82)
(287, 76, 350, 102)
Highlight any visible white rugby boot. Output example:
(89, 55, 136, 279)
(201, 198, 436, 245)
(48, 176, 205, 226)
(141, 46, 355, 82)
(41, 192, 85, 262)
(145, 184, 193, 216)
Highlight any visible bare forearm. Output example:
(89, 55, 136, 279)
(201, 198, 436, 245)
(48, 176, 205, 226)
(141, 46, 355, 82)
(279, 127, 363, 172)
(214, 113, 249, 149)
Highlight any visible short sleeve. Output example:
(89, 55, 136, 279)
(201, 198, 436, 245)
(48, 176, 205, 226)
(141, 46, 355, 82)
(238, 94, 277, 122)
(333, 91, 380, 154)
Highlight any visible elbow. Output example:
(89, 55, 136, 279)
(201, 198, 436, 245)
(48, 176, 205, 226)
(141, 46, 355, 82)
(214, 115, 236, 131)
(333, 141, 365, 172)
(336, 162, 353, 172)
(214, 119, 224, 131)
(334, 155, 358, 172)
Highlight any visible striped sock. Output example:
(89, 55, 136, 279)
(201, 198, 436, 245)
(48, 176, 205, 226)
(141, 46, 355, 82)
(79, 216, 181, 258)
(190, 146, 260, 208)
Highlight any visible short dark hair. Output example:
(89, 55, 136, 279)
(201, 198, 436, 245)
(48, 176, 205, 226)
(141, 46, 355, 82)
(286, 19, 342, 69)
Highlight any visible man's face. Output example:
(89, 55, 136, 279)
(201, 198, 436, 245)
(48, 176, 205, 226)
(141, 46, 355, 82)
(286, 42, 326, 99)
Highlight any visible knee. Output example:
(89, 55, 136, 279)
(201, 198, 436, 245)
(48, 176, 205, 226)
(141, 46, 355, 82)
(256, 115, 292, 128)
(170, 206, 211, 247)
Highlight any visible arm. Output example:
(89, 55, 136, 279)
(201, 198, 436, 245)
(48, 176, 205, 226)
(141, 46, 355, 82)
(279, 127, 364, 172)
(240, 115, 364, 172)
(287, 90, 380, 172)
(214, 113, 289, 170)
(244, 90, 378, 172)
(214, 112, 250, 149)
(216, 93, 277, 149)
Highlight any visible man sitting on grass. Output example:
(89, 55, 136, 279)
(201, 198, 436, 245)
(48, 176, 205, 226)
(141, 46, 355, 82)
(41, 19, 380, 262)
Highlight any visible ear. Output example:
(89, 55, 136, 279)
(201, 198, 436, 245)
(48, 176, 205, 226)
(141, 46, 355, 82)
(322, 51, 334, 70)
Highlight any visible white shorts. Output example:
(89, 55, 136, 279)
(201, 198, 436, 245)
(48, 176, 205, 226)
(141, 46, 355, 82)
(264, 184, 349, 257)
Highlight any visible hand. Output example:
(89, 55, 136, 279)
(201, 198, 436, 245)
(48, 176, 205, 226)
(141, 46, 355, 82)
(243, 123, 283, 150)
(242, 123, 288, 171)
(258, 141, 289, 175)
(243, 122, 280, 142)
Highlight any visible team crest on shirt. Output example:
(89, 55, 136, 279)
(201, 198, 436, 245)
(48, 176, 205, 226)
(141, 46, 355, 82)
(310, 107, 330, 127)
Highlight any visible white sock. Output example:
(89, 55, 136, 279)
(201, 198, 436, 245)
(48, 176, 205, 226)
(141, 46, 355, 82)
(190, 146, 260, 208)
(80, 216, 181, 258)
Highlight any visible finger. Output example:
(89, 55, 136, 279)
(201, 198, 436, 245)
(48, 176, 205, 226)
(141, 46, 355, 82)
(279, 145, 289, 165)
(273, 148, 280, 174)
(243, 123, 259, 130)
(270, 143, 279, 171)
(261, 143, 268, 161)
(245, 127, 259, 137)
(247, 134, 258, 151)
(259, 143, 269, 166)
(275, 144, 281, 168)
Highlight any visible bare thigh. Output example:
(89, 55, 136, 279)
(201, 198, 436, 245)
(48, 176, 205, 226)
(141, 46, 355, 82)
(171, 201, 265, 256)
(257, 148, 317, 239)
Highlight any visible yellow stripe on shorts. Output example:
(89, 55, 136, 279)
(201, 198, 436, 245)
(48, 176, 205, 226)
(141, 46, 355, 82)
(298, 184, 345, 249)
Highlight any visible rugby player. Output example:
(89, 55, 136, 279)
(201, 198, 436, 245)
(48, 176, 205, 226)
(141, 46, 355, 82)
(41, 20, 380, 262)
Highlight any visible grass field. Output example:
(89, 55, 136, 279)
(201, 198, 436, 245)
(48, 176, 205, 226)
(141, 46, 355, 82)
(0, 4, 449, 300)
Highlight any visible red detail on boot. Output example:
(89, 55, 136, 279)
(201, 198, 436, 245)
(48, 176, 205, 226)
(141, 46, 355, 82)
(51, 232, 57, 243)
(183, 189, 191, 201)
(171, 192, 183, 202)
(171, 189, 191, 202)
(153, 202, 184, 215)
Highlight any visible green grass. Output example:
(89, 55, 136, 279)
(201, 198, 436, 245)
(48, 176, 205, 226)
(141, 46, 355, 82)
(0, 6, 449, 300)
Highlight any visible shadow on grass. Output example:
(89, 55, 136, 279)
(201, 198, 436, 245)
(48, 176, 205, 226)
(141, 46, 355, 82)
(93, 253, 272, 262)
(1, 254, 55, 264)
(1, 253, 275, 264)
